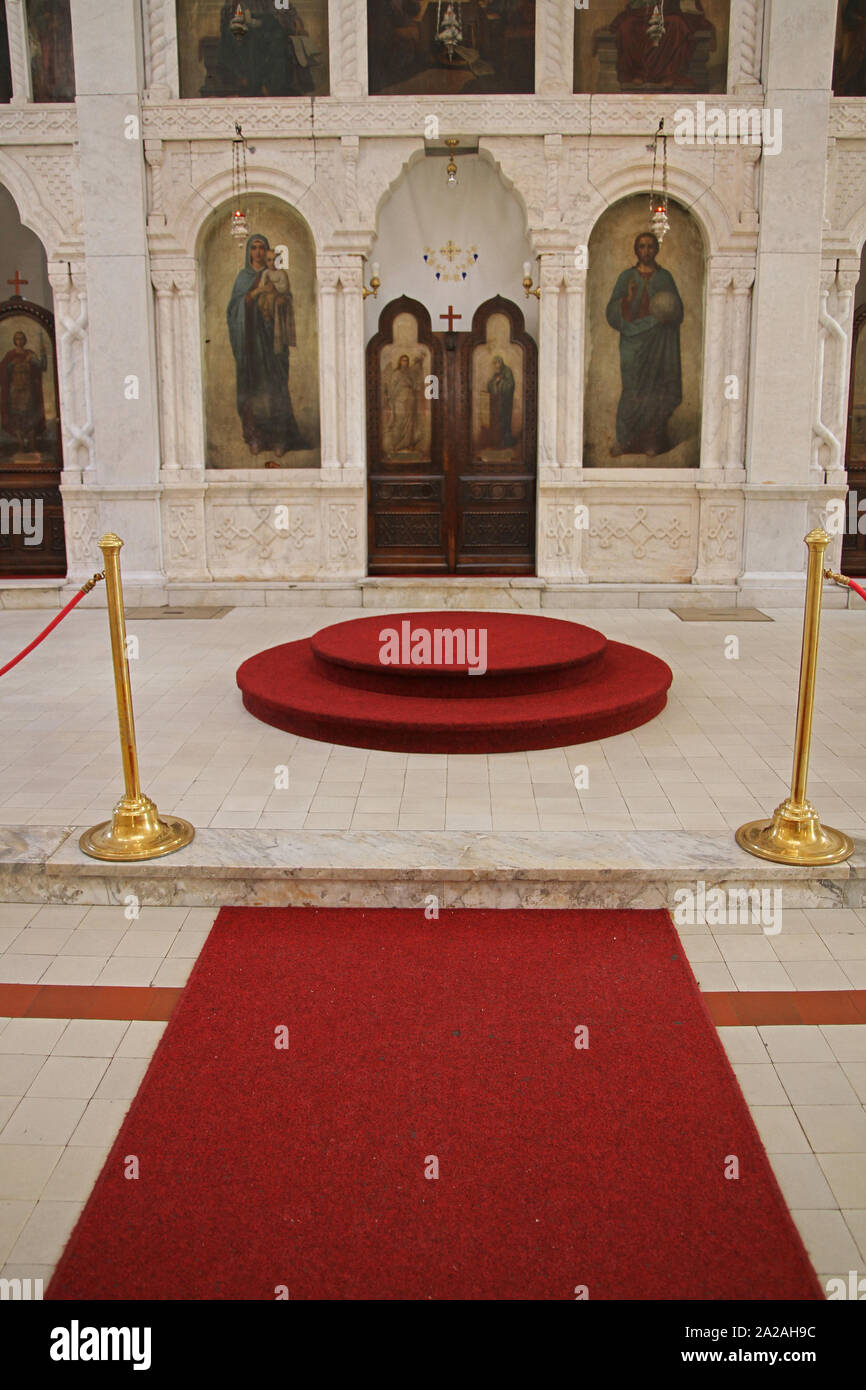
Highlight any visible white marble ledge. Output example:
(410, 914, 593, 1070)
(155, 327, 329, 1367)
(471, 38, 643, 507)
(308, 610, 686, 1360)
(0, 827, 76, 865)
(32, 827, 864, 883)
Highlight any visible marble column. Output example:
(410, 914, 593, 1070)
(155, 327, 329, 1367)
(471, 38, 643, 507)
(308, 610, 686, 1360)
(69, 0, 163, 591)
(563, 265, 586, 471)
(151, 271, 178, 470)
(699, 265, 732, 473)
(340, 259, 366, 470)
(725, 270, 755, 472)
(173, 270, 203, 470)
(537, 256, 563, 469)
(740, 0, 839, 602)
(318, 265, 341, 469)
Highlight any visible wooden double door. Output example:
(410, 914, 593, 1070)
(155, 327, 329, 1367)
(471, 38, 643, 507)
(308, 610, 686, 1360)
(366, 295, 537, 575)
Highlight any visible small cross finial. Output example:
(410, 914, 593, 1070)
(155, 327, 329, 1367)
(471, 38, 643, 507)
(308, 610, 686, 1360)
(440, 305, 462, 332)
(7, 271, 28, 297)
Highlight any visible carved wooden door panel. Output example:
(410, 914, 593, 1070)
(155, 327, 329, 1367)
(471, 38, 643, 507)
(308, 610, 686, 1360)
(366, 296, 447, 574)
(843, 304, 866, 578)
(456, 296, 536, 575)
(366, 294, 536, 575)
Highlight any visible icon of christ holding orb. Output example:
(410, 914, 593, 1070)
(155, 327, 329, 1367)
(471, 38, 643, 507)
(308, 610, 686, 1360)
(605, 230, 684, 457)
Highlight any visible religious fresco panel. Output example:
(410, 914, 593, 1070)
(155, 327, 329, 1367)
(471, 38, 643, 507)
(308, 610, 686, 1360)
(201, 196, 320, 469)
(379, 314, 433, 463)
(834, 0, 866, 96)
(368, 1, 536, 96)
(27, 0, 75, 102)
(470, 312, 524, 462)
(0, 302, 59, 466)
(573, 1, 730, 94)
(177, 1, 329, 98)
(1, 4, 12, 103)
(584, 195, 704, 469)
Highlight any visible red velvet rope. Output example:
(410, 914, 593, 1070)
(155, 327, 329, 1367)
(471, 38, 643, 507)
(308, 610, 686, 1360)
(848, 577, 866, 604)
(0, 575, 103, 679)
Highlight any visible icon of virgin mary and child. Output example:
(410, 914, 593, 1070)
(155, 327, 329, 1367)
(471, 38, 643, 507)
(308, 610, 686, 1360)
(226, 232, 308, 457)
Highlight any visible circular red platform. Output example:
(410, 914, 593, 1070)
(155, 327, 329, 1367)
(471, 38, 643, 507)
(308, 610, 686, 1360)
(236, 611, 673, 754)
(310, 611, 607, 698)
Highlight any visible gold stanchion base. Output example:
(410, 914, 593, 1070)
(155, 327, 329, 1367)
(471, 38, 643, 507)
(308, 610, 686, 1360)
(79, 794, 195, 862)
(736, 798, 854, 866)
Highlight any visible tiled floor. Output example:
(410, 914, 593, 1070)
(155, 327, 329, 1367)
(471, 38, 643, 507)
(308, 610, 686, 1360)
(0, 604, 863, 836)
(0, 999, 863, 1295)
(0, 903, 864, 1296)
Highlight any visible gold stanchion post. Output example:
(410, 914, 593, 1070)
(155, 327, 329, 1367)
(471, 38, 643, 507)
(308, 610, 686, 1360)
(735, 528, 854, 865)
(80, 534, 195, 861)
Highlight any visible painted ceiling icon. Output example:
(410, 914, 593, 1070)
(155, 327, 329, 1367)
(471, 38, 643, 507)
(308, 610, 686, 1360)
(423, 240, 480, 284)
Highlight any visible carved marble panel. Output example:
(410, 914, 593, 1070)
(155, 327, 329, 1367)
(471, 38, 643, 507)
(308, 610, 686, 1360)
(586, 500, 698, 582)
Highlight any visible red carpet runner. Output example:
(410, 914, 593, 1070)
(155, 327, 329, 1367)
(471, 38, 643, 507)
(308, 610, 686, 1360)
(236, 611, 673, 752)
(48, 908, 821, 1302)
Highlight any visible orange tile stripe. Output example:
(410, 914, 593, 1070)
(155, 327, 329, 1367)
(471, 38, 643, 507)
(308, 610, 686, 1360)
(0, 983, 182, 1022)
(703, 991, 866, 1026)
(0, 983, 865, 1026)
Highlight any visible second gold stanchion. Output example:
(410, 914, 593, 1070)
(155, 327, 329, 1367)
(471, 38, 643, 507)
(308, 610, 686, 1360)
(80, 533, 194, 862)
(735, 528, 854, 866)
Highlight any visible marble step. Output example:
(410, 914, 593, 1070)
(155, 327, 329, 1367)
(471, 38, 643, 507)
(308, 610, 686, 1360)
(1, 826, 863, 913)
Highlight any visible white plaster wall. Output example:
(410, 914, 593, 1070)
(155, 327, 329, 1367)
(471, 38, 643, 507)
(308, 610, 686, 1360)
(365, 152, 538, 344)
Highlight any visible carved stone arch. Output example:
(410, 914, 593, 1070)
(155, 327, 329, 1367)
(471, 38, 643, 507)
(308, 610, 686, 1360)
(367, 141, 536, 249)
(580, 159, 739, 258)
(0, 155, 72, 260)
(174, 165, 341, 263)
(832, 196, 866, 267)
(366, 141, 440, 239)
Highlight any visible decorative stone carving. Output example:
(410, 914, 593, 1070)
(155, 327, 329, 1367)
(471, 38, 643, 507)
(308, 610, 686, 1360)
(587, 503, 696, 581)
(829, 149, 866, 236)
(61, 496, 102, 576)
(329, 0, 365, 100)
(209, 503, 318, 578)
(536, 0, 574, 98)
(693, 491, 744, 585)
(814, 269, 849, 477)
(142, 0, 178, 99)
(47, 264, 95, 475)
(165, 504, 198, 562)
(327, 502, 361, 569)
(5, 0, 32, 105)
(728, 0, 764, 92)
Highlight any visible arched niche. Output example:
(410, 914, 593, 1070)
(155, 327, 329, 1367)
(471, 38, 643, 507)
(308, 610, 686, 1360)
(583, 194, 705, 469)
(366, 151, 537, 347)
(198, 195, 321, 469)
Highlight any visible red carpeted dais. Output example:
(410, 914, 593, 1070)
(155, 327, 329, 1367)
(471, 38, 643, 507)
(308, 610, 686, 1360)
(236, 611, 673, 751)
(48, 908, 821, 1302)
